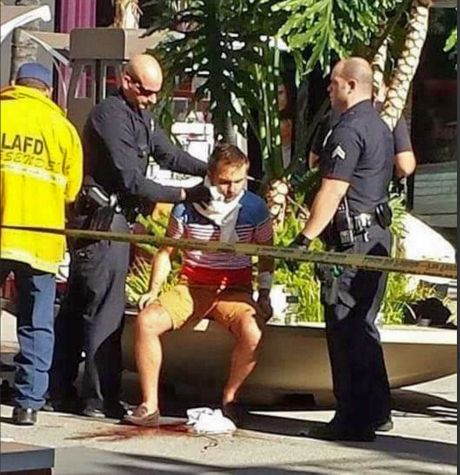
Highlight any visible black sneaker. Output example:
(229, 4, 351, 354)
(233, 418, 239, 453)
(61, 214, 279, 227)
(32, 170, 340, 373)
(12, 407, 37, 426)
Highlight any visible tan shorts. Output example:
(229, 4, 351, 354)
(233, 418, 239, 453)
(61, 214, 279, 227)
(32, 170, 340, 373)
(158, 283, 262, 330)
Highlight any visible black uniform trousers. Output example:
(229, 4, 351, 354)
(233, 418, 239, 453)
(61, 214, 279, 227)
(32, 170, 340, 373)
(49, 213, 130, 409)
(321, 224, 392, 431)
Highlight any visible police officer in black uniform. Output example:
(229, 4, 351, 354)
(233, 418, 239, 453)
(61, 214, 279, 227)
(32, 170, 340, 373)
(309, 86, 416, 182)
(48, 54, 210, 418)
(289, 57, 394, 441)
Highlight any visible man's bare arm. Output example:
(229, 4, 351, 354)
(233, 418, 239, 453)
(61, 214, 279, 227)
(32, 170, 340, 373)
(394, 151, 416, 178)
(138, 245, 176, 310)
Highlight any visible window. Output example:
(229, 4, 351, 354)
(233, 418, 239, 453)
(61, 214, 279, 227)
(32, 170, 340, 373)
(411, 7, 457, 165)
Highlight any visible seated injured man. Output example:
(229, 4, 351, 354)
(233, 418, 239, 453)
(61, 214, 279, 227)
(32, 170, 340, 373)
(124, 143, 275, 427)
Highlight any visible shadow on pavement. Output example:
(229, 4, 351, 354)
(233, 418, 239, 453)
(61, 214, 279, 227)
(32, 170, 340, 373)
(54, 446, 456, 475)
(238, 412, 456, 467)
(391, 388, 457, 423)
(55, 448, 327, 474)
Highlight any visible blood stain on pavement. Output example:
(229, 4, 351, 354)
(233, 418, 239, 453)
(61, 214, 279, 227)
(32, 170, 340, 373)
(68, 423, 193, 442)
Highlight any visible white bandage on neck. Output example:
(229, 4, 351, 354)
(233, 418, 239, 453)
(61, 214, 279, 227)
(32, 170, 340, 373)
(193, 176, 244, 243)
(258, 271, 273, 290)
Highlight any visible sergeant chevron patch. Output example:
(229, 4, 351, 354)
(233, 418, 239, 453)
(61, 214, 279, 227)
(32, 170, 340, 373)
(332, 145, 346, 160)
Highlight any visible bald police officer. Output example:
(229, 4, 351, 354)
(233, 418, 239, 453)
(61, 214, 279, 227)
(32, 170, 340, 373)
(48, 54, 209, 418)
(290, 57, 394, 441)
(309, 84, 416, 191)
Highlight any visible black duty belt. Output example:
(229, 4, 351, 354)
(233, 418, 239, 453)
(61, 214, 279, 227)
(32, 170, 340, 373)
(352, 212, 378, 230)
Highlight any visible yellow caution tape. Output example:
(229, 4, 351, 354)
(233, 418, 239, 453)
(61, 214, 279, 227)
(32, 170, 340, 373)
(1, 225, 457, 279)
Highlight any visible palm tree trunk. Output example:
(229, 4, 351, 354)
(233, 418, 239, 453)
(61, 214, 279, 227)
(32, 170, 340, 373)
(9, 0, 41, 82)
(372, 39, 389, 99)
(113, 0, 142, 28)
(381, 0, 433, 131)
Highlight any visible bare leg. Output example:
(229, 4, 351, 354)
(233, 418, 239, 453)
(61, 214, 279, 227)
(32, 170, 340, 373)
(223, 317, 263, 405)
(134, 304, 173, 413)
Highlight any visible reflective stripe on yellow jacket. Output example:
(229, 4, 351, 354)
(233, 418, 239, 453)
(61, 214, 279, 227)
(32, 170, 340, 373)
(0, 85, 83, 274)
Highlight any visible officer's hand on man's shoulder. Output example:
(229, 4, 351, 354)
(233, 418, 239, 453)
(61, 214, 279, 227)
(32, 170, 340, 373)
(286, 233, 311, 272)
(183, 184, 211, 204)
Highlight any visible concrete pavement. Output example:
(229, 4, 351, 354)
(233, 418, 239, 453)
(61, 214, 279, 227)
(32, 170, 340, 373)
(0, 374, 456, 474)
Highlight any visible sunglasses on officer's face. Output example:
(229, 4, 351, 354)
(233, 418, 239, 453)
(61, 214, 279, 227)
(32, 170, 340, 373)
(127, 73, 160, 97)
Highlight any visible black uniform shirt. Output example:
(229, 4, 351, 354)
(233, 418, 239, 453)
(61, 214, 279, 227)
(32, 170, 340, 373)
(319, 100, 394, 214)
(82, 90, 207, 203)
(376, 102, 412, 154)
(312, 101, 412, 157)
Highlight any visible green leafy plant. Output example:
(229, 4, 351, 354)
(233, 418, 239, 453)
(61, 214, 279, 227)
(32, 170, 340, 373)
(273, 213, 323, 323)
(381, 272, 438, 325)
(143, 0, 287, 181)
(444, 24, 457, 68)
(444, 28, 457, 52)
(271, 0, 406, 77)
(150, 0, 284, 144)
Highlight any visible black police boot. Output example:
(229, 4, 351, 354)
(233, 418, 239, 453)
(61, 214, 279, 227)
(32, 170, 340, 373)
(82, 400, 133, 419)
(104, 400, 134, 419)
(12, 407, 37, 426)
(81, 404, 106, 419)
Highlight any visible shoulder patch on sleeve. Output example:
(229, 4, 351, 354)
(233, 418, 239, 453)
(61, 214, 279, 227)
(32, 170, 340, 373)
(332, 144, 346, 160)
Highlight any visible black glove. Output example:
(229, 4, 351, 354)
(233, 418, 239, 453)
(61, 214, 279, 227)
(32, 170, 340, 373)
(390, 176, 407, 197)
(184, 184, 211, 204)
(286, 233, 312, 272)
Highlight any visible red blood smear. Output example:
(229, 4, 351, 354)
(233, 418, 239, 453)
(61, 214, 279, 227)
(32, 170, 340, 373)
(69, 423, 193, 442)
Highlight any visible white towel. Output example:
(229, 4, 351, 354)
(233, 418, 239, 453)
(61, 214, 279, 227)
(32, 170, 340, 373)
(193, 177, 243, 243)
(186, 407, 236, 434)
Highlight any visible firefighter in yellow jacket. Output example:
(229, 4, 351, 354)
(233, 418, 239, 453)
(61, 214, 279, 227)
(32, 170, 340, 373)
(0, 63, 83, 425)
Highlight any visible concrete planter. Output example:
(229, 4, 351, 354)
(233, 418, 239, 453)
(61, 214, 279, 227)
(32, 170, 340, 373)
(1, 300, 456, 407)
(121, 314, 457, 406)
